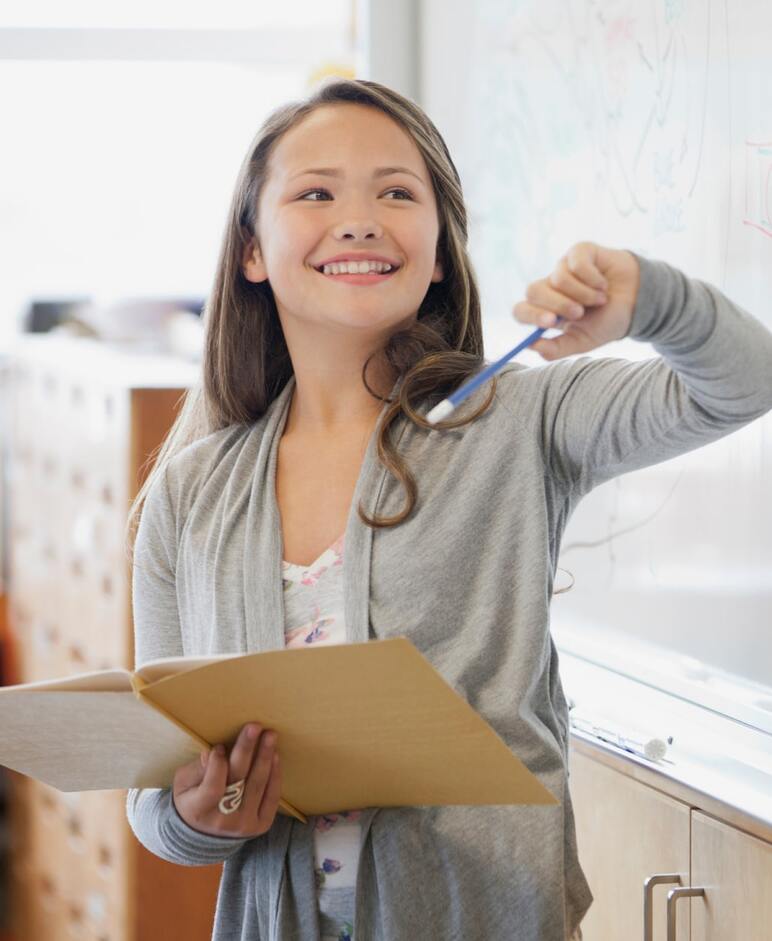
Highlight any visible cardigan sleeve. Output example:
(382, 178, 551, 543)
(125, 466, 252, 866)
(538, 255, 772, 494)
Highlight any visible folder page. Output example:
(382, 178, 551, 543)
(0, 684, 201, 791)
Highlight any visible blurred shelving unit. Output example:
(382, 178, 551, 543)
(3, 335, 220, 941)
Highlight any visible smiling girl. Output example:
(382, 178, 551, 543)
(126, 79, 772, 941)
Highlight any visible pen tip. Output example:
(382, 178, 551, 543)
(426, 399, 455, 425)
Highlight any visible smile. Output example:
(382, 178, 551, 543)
(314, 268, 398, 285)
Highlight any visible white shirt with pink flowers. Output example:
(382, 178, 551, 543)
(282, 531, 358, 941)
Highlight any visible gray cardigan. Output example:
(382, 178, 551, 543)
(126, 257, 772, 940)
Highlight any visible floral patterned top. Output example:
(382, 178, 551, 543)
(282, 532, 358, 941)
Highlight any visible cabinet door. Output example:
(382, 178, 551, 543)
(568, 747, 691, 941)
(691, 810, 772, 940)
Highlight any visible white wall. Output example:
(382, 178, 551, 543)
(418, 0, 476, 177)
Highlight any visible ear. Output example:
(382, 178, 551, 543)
(242, 235, 268, 283)
(431, 256, 444, 283)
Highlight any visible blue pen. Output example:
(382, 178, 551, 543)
(425, 317, 565, 425)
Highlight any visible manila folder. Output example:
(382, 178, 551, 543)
(0, 637, 558, 816)
(139, 637, 559, 815)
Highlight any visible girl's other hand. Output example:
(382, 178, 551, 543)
(513, 242, 640, 360)
(171, 723, 283, 839)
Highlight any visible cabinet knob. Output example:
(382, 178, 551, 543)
(643, 873, 681, 941)
(666, 886, 705, 941)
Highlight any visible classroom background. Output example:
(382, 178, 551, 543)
(0, 1, 770, 939)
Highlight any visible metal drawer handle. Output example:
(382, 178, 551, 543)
(667, 886, 705, 941)
(644, 873, 681, 941)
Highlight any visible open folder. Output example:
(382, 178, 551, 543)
(0, 637, 558, 824)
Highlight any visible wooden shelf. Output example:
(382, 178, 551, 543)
(5, 336, 220, 941)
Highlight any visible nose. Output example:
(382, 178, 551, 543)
(332, 219, 384, 241)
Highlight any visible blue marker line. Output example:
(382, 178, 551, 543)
(426, 318, 564, 425)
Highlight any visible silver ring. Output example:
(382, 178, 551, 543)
(218, 778, 246, 815)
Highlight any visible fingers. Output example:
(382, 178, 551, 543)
(524, 280, 585, 320)
(531, 329, 597, 361)
(173, 752, 207, 793)
(515, 283, 592, 330)
(172, 724, 281, 838)
(522, 272, 606, 319)
(549, 258, 608, 308)
(227, 723, 263, 785)
(257, 753, 282, 829)
(515, 241, 610, 329)
(197, 742, 230, 810)
(242, 731, 280, 827)
(514, 300, 566, 329)
(514, 242, 611, 335)
(564, 242, 609, 291)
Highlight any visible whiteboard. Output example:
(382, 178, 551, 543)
(458, 0, 772, 731)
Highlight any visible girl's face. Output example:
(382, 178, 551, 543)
(242, 103, 444, 338)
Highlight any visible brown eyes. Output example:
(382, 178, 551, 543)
(298, 188, 414, 201)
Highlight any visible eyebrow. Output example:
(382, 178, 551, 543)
(288, 165, 426, 186)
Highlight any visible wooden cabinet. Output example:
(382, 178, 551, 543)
(569, 745, 772, 941)
(4, 337, 221, 941)
(569, 750, 690, 940)
(691, 811, 772, 940)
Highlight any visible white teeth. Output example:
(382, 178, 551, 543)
(320, 260, 395, 275)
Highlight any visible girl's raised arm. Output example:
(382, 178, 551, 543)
(512, 243, 772, 494)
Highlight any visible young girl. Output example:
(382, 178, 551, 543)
(125, 79, 772, 941)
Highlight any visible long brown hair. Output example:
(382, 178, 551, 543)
(126, 77, 495, 552)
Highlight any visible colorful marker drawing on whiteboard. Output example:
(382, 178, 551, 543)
(744, 140, 772, 239)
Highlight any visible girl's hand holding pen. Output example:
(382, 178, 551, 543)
(513, 241, 641, 360)
(171, 723, 283, 839)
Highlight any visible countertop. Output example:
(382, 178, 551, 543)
(560, 648, 772, 844)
